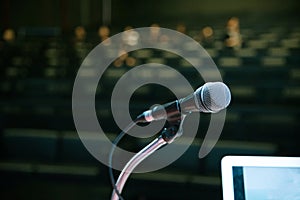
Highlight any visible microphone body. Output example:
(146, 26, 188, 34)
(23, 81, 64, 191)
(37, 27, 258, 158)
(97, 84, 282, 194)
(137, 82, 231, 122)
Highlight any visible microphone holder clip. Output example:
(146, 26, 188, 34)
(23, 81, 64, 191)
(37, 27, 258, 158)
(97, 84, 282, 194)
(111, 115, 186, 200)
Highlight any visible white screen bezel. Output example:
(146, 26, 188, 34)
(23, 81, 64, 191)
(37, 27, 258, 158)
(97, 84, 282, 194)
(221, 156, 300, 200)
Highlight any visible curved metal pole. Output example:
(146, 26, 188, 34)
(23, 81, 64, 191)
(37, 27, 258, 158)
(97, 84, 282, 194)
(111, 136, 167, 200)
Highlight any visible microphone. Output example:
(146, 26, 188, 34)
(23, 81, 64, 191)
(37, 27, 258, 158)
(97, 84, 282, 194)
(136, 82, 231, 122)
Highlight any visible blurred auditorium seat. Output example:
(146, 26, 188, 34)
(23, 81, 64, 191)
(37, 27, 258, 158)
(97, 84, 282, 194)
(1, 128, 58, 162)
(131, 48, 153, 61)
(0, 128, 113, 168)
(203, 140, 277, 174)
(218, 57, 242, 67)
(261, 56, 286, 67)
(247, 39, 268, 49)
(146, 57, 166, 64)
(229, 85, 256, 99)
(59, 131, 104, 165)
(289, 68, 300, 80)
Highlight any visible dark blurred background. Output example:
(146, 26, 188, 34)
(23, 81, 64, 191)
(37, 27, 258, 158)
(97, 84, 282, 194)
(0, 0, 300, 199)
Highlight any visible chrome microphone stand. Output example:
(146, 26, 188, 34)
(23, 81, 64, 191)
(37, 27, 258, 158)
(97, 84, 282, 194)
(111, 115, 185, 200)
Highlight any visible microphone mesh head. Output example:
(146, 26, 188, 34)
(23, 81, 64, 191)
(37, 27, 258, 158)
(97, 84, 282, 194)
(199, 82, 231, 113)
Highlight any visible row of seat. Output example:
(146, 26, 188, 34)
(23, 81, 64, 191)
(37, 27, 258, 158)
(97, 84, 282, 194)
(2, 46, 300, 67)
(1, 27, 299, 70)
(0, 128, 278, 174)
(0, 58, 299, 83)
(0, 97, 298, 145)
(0, 67, 300, 102)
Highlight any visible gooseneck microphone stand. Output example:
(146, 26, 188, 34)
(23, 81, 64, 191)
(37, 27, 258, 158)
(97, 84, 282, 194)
(111, 115, 185, 200)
